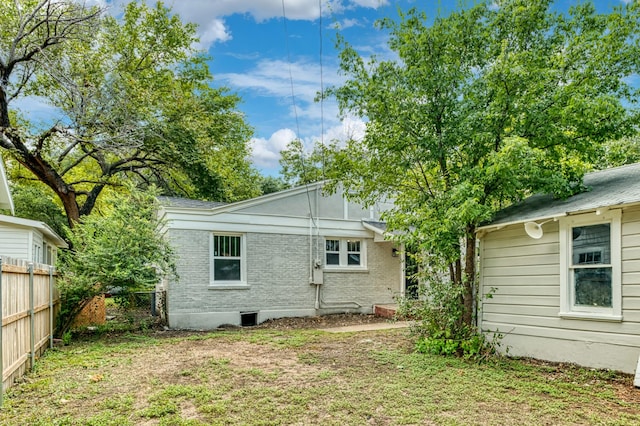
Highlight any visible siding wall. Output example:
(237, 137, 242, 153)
(164, 229, 400, 329)
(0, 226, 30, 260)
(479, 206, 640, 373)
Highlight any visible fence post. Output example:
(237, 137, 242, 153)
(49, 266, 54, 349)
(0, 257, 4, 406)
(29, 263, 35, 372)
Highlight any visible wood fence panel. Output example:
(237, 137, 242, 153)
(0, 257, 58, 399)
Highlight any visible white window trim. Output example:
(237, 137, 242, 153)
(209, 232, 248, 288)
(324, 238, 367, 271)
(559, 210, 622, 321)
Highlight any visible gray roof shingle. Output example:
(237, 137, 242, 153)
(157, 196, 227, 209)
(489, 163, 640, 226)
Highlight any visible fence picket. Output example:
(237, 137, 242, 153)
(0, 257, 59, 402)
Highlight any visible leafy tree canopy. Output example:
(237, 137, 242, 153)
(279, 139, 337, 187)
(56, 186, 176, 334)
(328, 0, 640, 325)
(0, 0, 259, 227)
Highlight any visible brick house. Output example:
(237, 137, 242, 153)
(157, 182, 404, 329)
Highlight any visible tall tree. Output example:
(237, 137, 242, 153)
(328, 0, 640, 327)
(0, 1, 257, 227)
(279, 139, 335, 186)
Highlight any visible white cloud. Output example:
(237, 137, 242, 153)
(333, 18, 362, 30)
(11, 96, 61, 128)
(158, 0, 389, 49)
(197, 18, 232, 47)
(349, 0, 389, 8)
(250, 128, 298, 168)
(250, 116, 366, 171)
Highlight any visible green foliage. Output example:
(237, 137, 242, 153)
(328, 0, 640, 328)
(4, 173, 69, 239)
(259, 175, 288, 194)
(279, 139, 337, 186)
(0, 1, 258, 225)
(56, 187, 176, 335)
(599, 136, 640, 169)
(398, 263, 499, 360)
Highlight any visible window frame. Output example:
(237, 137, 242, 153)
(559, 210, 621, 321)
(324, 237, 367, 270)
(210, 233, 247, 288)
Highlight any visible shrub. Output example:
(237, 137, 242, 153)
(397, 264, 500, 361)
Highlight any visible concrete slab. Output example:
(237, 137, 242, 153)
(320, 321, 412, 333)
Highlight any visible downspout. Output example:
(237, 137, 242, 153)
(400, 243, 406, 299)
(309, 214, 313, 284)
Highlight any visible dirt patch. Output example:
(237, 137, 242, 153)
(253, 313, 393, 330)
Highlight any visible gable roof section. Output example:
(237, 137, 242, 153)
(158, 182, 326, 216)
(157, 196, 227, 209)
(207, 182, 325, 215)
(482, 163, 640, 229)
(0, 214, 68, 248)
(0, 155, 14, 215)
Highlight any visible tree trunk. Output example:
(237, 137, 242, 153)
(462, 224, 476, 326)
(4, 132, 82, 227)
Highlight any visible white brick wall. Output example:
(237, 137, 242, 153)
(165, 229, 402, 329)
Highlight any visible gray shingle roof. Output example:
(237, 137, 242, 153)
(157, 196, 227, 209)
(362, 220, 387, 232)
(489, 163, 640, 226)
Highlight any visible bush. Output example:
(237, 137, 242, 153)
(56, 187, 176, 336)
(398, 270, 500, 361)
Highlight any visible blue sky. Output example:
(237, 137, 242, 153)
(18, 0, 636, 177)
(162, 0, 633, 176)
(174, 0, 421, 176)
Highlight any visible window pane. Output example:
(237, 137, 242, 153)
(347, 240, 360, 252)
(348, 253, 361, 265)
(326, 253, 340, 265)
(574, 267, 612, 307)
(214, 259, 241, 281)
(215, 235, 241, 257)
(572, 224, 610, 265)
(326, 240, 339, 251)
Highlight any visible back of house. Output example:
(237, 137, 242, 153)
(158, 183, 403, 329)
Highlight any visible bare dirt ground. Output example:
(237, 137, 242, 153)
(91, 309, 640, 409)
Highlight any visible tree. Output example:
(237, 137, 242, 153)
(279, 139, 335, 186)
(600, 136, 640, 169)
(56, 186, 176, 335)
(0, 1, 258, 227)
(259, 175, 288, 194)
(328, 0, 640, 347)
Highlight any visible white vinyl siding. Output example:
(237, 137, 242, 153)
(0, 227, 30, 259)
(479, 205, 640, 372)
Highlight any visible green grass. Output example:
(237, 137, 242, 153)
(0, 328, 638, 425)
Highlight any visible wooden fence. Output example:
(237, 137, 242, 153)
(0, 256, 58, 403)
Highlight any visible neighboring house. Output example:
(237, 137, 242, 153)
(0, 215, 67, 264)
(0, 155, 67, 264)
(0, 154, 14, 215)
(477, 163, 640, 373)
(157, 182, 404, 330)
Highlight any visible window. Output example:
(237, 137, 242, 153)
(326, 239, 340, 265)
(32, 243, 41, 263)
(325, 238, 365, 268)
(211, 234, 246, 285)
(559, 210, 621, 321)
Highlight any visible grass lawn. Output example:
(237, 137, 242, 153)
(1, 325, 639, 425)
